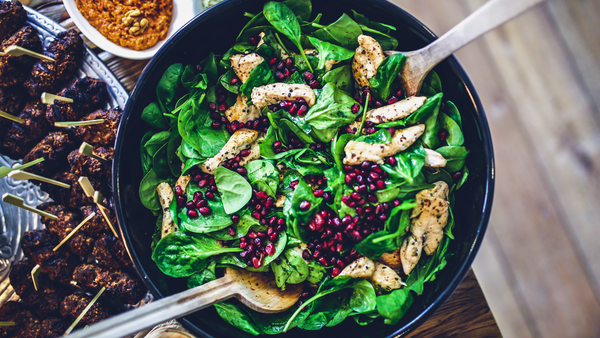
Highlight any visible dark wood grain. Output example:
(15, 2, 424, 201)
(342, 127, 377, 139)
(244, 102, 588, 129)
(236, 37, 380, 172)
(404, 270, 501, 338)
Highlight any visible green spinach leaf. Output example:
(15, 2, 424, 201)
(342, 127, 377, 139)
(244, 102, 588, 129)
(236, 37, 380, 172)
(307, 37, 354, 72)
(139, 168, 162, 211)
(369, 53, 405, 102)
(246, 160, 279, 197)
(157, 63, 184, 113)
(312, 14, 362, 50)
(215, 167, 253, 214)
(376, 287, 414, 325)
(141, 102, 169, 130)
(435, 146, 469, 173)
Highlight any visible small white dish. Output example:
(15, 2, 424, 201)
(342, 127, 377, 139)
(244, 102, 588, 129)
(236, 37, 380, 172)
(63, 0, 203, 60)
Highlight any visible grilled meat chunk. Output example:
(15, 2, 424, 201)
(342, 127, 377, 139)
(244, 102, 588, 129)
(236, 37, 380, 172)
(67, 146, 113, 179)
(424, 148, 446, 168)
(38, 318, 68, 338)
(352, 34, 385, 87)
(230, 53, 264, 83)
(339, 257, 375, 279)
(92, 234, 132, 269)
(364, 96, 427, 125)
(201, 128, 259, 175)
(343, 124, 425, 165)
(38, 202, 94, 255)
(73, 264, 145, 304)
(369, 262, 403, 294)
(41, 171, 107, 208)
(21, 229, 78, 284)
(60, 293, 112, 326)
(0, 301, 39, 338)
(225, 94, 262, 123)
(24, 30, 84, 97)
(0, 25, 43, 88)
(46, 77, 108, 124)
(80, 204, 115, 237)
(0, 86, 26, 134)
(23, 131, 77, 176)
(9, 261, 67, 318)
(2, 100, 50, 158)
(157, 182, 178, 238)
(0, 0, 27, 41)
(73, 108, 121, 146)
(251, 83, 316, 109)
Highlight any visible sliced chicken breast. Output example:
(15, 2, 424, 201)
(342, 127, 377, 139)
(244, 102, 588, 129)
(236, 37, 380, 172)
(201, 129, 259, 175)
(400, 234, 423, 275)
(225, 94, 262, 123)
(424, 149, 447, 168)
(378, 250, 402, 270)
(230, 53, 264, 83)
(251, 83, 316, 109)
(339, 257, 375, 279)
(369, 262, 403, 293)
(343, 124, 425, 165)
(352, 35, 385, 88)
(238, 135, 262, 167)
(365, 96, 427, 124)
(156, 183, 179, 238)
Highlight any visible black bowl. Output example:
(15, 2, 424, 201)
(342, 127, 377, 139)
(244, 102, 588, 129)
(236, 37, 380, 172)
(113, 0, 495, 336)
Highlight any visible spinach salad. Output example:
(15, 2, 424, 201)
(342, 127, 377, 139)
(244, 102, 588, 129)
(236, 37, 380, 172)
(139, 0, 469, 334)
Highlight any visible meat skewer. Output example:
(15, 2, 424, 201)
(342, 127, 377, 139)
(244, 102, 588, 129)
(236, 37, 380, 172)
(21, 229, 78, 284)
(44, 77, 108, 124)
(0, 0, 27, 42)
(0, 301, 39, 338)
(92, 234, 131, 269)
(73, 264, 144, 305)
(41, 171, 107, 208)
(9, 261, 67, 318)
(60, 292, 112, 327)
(73, 108, 122, 146)
(0, 85, 26, 118)
(1, 100, 50, 158)
(23, 131, 77, 176)
(0, 25, 43, 87)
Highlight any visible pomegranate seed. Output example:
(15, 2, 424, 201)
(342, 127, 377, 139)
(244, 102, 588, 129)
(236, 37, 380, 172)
(370, 172, 380, 180)
(193, 191, 203, 202)
(240, 149, 251, 157)
(269, 57, 278, 65)
(252, 211, 261, 219)
(387, 156, 397, 166)
(284, 68, 291, 77)
(199, 207, 211, 216)
(397, 90, 403, 97)
(228, 227, 236, 236)
(351, 104, 360, 114)
(351, 192, 361, 200)
(218, 103, 227, 112)
(314, 215, 325, 227)
(452, 171, 464, 180)
(208, 102, 217, 111)
(265, 197, 274, 209)
(355, 184, 367, 193)
(309, 79, 320, 88)
(388, 96, 399, 104)
(185, 201, 195, 209)
(265, 243, 275, 255)
(257, 232, 267, 238)
(236, 167, 247, 175)
(304, 72, 314, 81)
(375, 101, 383, 108)
(174, 185, 183, 196)
(278, 218, 285, 225)
(269, 233, 278, 242)
(290, 180, 299, 189)
(276, 61, 285, 70)
(376, 180, 386, 190)
(196, 199, 207, 208)
(176, 195, 186, 207)
(187, 209, 199, 218)
(299, 201, 311, 211)
(205, 192, 215, 200)
(252, 257, 262, 268)
(393, 199, 401, 207)
(256, 191, 268, 200)
(303, 250, 311, 260)
(341, 195, 352, 206)
(254, 238, 262, 247)
(313, 250, 322, 258)
(318, 257, 328, 266)
(313, 189, 325, 197)
(289, 103, 299, 114)
(439, 129, 449, 141)
(231, 77, 239, 85)
(231, 214, 240, 223)
(367, 194, 378, 203)
(332, 267, 341, 277)
(285, 58, 294, 68)
(279, 101, 293, 109)
(379, 214, 388, 221)
(267, 226, 274, 235)
(248, 231, 257, 239)
(297, 104, 308, 116)
(273, 141, 282, 149)
(240, 241, 248, 249)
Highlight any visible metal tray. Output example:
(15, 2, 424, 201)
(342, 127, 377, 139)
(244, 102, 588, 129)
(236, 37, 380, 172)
(0, 4, 129, 305)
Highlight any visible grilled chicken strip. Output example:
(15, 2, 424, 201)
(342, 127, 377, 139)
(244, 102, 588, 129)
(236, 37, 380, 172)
(424, 148, 446, 168)
(400, 181, 450, 275)
(0, 0, 27, 41)
(352, 34, 385, 88)
(0, 25, 43, 88)
(2, 100, 50, 158)
(343, 124, 425, 165)
(23, 131, 77, 176)
(225, 94, 262, 123)
(365, 96, 427, 124)
(157, 182, 178, 238)
(24, 29, 84, 97)
(239, 136, 261, 166)
(251, 83, 316, 110)
(230, 53, 264, 83)
(73, 108, 122, 146)
(339, 257, 375, 279)
(201, 128, 259, 175)
(369, 262, 403, 294)
(46, 77, 108, 124)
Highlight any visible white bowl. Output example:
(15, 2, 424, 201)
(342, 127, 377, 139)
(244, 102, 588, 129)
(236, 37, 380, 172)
(63, 0, 203, 60)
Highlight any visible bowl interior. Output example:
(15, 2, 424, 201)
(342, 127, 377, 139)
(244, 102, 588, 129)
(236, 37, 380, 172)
(113, 0, 495, 337)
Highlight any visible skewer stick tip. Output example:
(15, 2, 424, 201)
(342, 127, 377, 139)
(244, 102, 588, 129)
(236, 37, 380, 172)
(31, 264, 41, 291)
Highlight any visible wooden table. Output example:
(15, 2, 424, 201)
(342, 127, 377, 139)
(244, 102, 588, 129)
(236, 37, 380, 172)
(28, 2, 502, 337)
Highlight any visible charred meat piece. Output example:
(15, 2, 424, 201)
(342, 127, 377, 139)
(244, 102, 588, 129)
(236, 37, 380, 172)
(93, 234, 132, 269)
(21, 229, 78, 284)
(80, 204, 115, 237)
(67, 146, 113, 180)
(0, 0, 27, 41)
(60, 293, 112, 327)
(2, 100, 50, 158)
(73, 264, 145, 305)
(23, 131, 77, 176)
(24, 29, 84, 97)
(41, 171, 107, 208)
(38, 202, 93, 256)
(46, 77, 108, 124)
(0, 25, 43, 88)
(38, 318, 68, 338)
(73, 108, 122, 146)
(0, 85, 26, 116)
(0, 301, 39, 338)
(9, 261, 67, 318)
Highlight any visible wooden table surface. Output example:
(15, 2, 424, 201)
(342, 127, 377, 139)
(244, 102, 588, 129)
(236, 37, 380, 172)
(29, 1, 502, 337)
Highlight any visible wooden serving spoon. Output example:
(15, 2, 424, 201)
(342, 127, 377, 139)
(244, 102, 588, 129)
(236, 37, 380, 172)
(390, 0, 545, 96)
(66, 268, 303, 338)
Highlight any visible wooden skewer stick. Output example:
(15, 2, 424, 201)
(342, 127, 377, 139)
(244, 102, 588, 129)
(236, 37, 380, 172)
(0, 110, 24, 124)
(40, 92, 74, 105)
(79, 142, 107, 162)
(77, 176, 95, 197)
(94, 191, 119, 238)
(54, 119, 104, 128)
(63, 286, 106, 336)
(0, 157, 45, 178)
(0, 322, 15, 326)
(2, 193, 58, 220)
(0, 45, 54, 62)
(31, 264, 41, 291)
(53, 212, 96, 251)
(8, 170, 70, 188)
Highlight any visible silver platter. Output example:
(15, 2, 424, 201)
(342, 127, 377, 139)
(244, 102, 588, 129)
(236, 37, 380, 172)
(0, 5, 129, 305)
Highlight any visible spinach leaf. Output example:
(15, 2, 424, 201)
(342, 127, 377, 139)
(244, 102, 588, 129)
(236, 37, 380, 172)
(392, 142, 426, 185)
(275, 148, 332, 176)
(152, 143, 171, 179)
(456, 165, 469, 190)
(307, 260, 327, 284)
(440, 112, 464, 146)
(210, 210, 258, 240)
(369, 53, 406, 102)
(445, 100, 462, 128)
(325, 293, 353, 327)
(304, 83, 359, 142)
(144, 131, 171, 157)
(157, 63, 184, 113)
(349, 280, 377, 314)
(307, 37, 354, 72)
(179, 184, 233, 233)
(215, 253, 248, 269)
(376, 287, 414, 325)
(299, 293, 346, 330)
(322, 65, 353, 93)
(141, 102, 169, 130)
(351, 10, 396, 33)
(355, 208, 412, 259)
(312, 14, 362, 50)
(215, 167, 253, 214)
(187, 261, 217, 288)
(200, 53, 219, 85)
(333, 133, 356, 170)
(258, 126, 278, 159)
(246, 160, 279, 197)
(239, 60, 276, 98)
(139, 169, 162, 211)
(283, 0, 311, 20)
(181, 65, 207, 91)
(214, 302, 262, 336)
(421, 93, 443, 149)
(152, 232, 241, 277)
(355, 129, 392, 144)
(406, 235, 451, 295)
(264, 231, 288, 268)
(420, 70, 442, 97)
(284, 177, 320, 241)
(141, 131, 154, 175)
(426, 168, 453, 188)
(219, 69, 241, 95)
(272, 247, 308, 289)
(435, 146, 469, 172)
(405, 92, 443, 126)
(167, 132, 182, 177)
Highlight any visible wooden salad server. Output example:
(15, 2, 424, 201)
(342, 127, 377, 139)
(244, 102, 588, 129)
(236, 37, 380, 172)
(66, 268, 302, 338)
(391, 0, 545, 96)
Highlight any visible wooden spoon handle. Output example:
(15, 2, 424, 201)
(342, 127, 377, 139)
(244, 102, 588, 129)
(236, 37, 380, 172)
(66, 274, 236, 338)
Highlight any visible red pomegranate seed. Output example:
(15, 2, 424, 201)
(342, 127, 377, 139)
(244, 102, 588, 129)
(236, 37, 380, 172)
(313, 189, 325, 198)
(265, 197, 274, 209)
(228, 227, 236, 236)
(174, 185, 183, 196)
(252, 257, 262, 268)
(289, 103, 299, 114)
(397, 90, 403, 97)
(269, 233, 278, 242)
(176, 195, 186, 207)
(256, 191, 268, 200)
(196, 200, 207, 208)
(218, 103, 227, 112)
(393, 199, 401, 207)
(248, 231, 257, 239)
(304, 72, 314, 81)
(249, 36, 258, 44)
(439, 129, 449, 141)
(231, 78, 239, 85)
(366, 194, 378, 203)
(187, 209, 199, 218)
(297, 104, 308, 116)
(318, 257, 328, 266)
(351, 104, 360, 114)
(205, 192, 215, 200)
(452, 171, 464, 180)
(257, 232, 267, 239)
(376, 180, 386, 190)
(302, 250, 311, 260)
(265, 243, 275, 255)
(185, 201, 195, 209)
(314, 214, 325, 227)
(351, 192, 361, 200)
(199, 207, 211, 216)
(208, 102, 217, 111)
(240, 241, 247, 249)
(388, 96, 399, 104)
(275, 72, 285, 80)
(236, 167, 247, 175)
(299, 201, 311, 211)
(231, 214, 240, 223)
(252, 211, 261, 219)
(285, 58, 294, 68)
(269, 57, 278, 65)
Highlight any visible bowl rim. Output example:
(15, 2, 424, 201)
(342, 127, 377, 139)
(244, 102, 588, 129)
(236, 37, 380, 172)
(113, 0, 496, 336)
